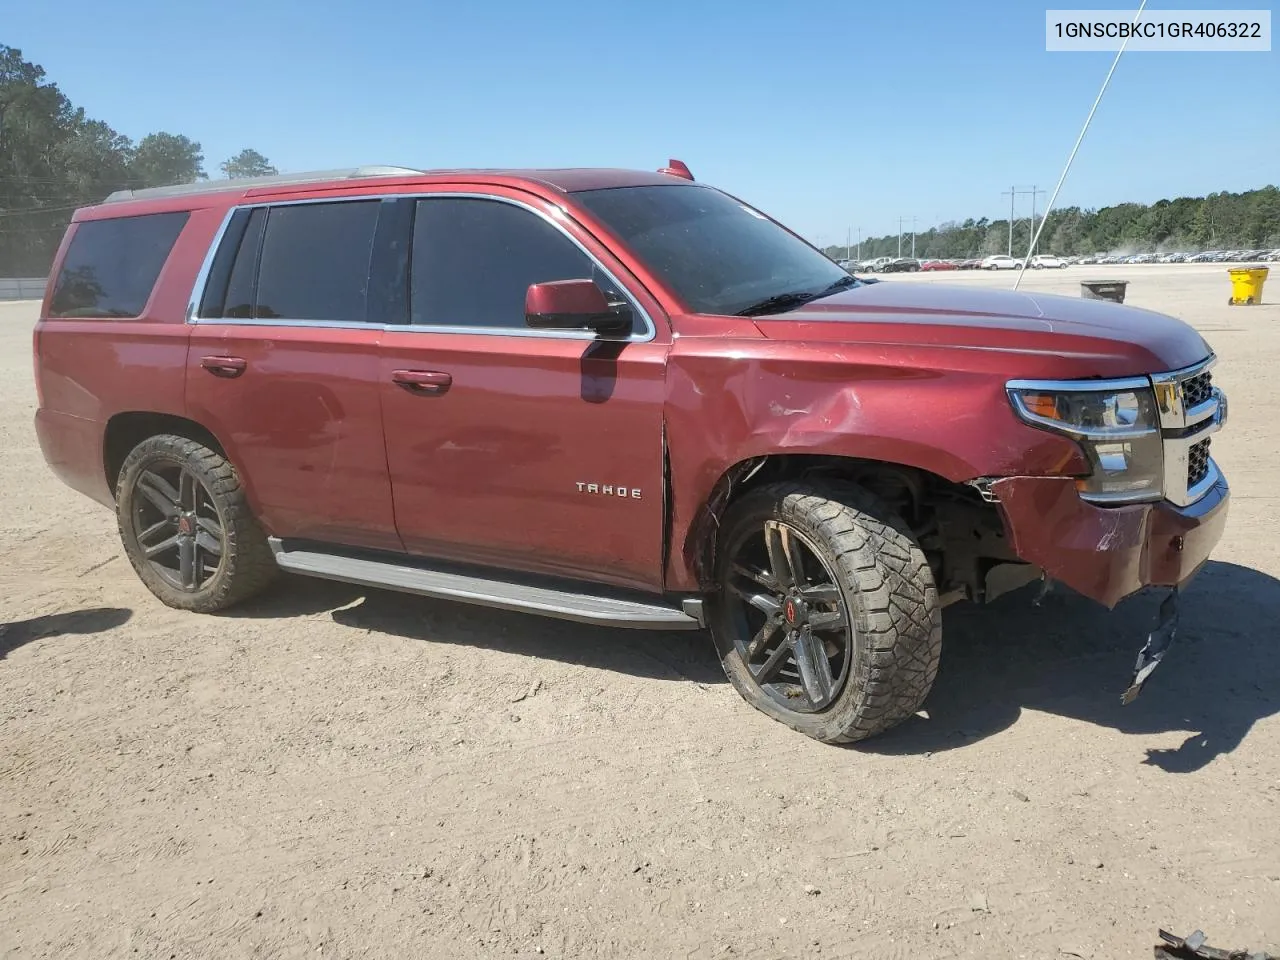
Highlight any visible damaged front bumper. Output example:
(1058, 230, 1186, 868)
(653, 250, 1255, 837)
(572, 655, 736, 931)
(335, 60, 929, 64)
(991, 473, 1229, 702)
(991, 473, 1230, 610)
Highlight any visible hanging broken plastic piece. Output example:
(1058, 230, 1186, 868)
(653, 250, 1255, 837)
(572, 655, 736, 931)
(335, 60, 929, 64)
(1121, 588, 1180, 705)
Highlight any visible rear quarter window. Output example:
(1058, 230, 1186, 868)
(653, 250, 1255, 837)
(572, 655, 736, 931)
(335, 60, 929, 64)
(48, 211, 189, 318)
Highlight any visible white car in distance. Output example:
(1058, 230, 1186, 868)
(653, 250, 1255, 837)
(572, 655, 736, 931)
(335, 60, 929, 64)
(981, 255, 1024, 270)
(1028, 254, 1067, 268)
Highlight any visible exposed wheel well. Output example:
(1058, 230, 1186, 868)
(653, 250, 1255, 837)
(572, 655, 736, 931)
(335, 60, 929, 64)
(693, 455, 1032, 604)
(103, 412, 225, 498)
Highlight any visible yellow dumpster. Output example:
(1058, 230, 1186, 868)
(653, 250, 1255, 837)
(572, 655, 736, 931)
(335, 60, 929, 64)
(1228, 266, 1269, 305)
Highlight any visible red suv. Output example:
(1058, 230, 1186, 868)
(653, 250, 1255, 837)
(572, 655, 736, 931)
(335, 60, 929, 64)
(32, 161, 1229, 743)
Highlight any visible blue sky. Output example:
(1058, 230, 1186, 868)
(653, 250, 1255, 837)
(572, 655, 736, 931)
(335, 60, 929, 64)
(5, 0, 1277, 243)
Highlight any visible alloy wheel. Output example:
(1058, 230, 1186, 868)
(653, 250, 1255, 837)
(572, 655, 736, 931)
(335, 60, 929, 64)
(131, 462, 225, 591)
(723, 520, 853, 713)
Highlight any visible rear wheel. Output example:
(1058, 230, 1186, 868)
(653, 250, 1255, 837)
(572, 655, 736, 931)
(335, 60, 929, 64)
(708, 482, 942, 743)
(116, 435, 278, 612)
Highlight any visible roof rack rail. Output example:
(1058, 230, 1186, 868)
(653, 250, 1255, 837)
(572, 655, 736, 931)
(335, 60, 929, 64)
(102, 165, 423, 204)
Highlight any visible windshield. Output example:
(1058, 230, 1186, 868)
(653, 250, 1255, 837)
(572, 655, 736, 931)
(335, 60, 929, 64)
(573, 184, 852, 316)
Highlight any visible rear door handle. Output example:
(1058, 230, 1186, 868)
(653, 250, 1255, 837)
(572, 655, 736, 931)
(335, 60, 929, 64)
(391, 369, 452, 395)
(200, 356, 247, 378)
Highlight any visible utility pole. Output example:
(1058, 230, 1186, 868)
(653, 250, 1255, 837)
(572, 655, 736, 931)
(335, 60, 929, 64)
(1001, 186, 1045, 257)
(846, 227, 852, 262)
(1001, 187, 1016, 256)
(898, 217, 916, 258)
(1028, 186, 1046, 255)
(856, 227, 861, 260)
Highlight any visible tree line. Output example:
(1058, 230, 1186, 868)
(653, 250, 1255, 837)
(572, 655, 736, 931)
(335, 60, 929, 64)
(1, 45, 278, 276)
(824, 185, 1280, 263)
(6, 42, 1279, 278)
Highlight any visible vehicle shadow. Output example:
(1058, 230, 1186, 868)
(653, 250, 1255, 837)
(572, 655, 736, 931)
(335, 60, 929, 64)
(864, 560, 1280, 772)
(223, 574, 726, 686)
(224, 561, 1278, 772)
(0, 607, 133, 660)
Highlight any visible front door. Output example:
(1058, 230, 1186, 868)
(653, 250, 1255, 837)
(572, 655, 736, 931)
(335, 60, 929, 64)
(378, 192, 668, 592)
(185, 198, 401, 552)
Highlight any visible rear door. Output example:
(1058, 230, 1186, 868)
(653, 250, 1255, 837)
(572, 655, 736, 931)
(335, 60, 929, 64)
(378, 190, 670, 592)
(185, 197, 402, 552)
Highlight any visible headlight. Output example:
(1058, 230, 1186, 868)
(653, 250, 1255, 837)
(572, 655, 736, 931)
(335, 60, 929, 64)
(1007, 380, 1163, 503)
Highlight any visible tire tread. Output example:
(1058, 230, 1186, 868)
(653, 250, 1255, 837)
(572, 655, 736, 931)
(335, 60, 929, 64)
(712, 479, 942, 743)
(115, 434, 277, 613)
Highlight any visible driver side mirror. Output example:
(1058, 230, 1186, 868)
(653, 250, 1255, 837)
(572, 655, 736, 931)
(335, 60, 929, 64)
(525, 279, 633, 336)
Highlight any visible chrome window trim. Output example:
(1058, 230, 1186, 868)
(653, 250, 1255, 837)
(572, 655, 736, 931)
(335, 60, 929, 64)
(186, 206, 238, 323)
(185, 192, 657, 343)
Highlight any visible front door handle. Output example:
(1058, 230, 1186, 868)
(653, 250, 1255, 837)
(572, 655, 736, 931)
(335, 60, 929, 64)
(200, 356, 247, 378)
(391, 369, 452, 395)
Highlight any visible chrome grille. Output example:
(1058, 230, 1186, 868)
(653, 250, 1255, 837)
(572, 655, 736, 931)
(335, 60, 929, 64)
(1182, 370, 1213, 409)
(1150, 357, 1224, 507)
(1187, 437, 1211, 489)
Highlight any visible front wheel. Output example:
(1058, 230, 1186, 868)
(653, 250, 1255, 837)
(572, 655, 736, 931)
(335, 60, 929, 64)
(708, 482, 942, 743)
(116, 434, 279, 612)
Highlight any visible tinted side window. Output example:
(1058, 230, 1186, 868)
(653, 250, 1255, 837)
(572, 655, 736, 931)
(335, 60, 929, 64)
(48, 212, 189, 318)
(254, 201, 380, 321)
(410, 198, 596, 328)
(197, 207, 264, 319)
(222, 208, 266, 319)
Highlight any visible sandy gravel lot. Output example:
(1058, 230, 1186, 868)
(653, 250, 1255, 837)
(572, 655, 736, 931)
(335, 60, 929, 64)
(2, 264, 1277, 959)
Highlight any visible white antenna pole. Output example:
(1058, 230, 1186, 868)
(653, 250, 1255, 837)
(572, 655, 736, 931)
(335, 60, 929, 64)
(1015, 0, 1149, 290)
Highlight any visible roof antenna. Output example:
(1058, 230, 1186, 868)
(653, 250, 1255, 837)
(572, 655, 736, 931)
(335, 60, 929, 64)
(1015, 0, 1148, 290)
(659, 159, 695, 181)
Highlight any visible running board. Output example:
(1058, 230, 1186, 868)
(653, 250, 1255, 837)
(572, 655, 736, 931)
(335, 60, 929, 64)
(268, 539, 705, 630)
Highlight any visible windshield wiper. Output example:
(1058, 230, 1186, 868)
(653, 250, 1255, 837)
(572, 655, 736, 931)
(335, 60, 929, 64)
(734, 275, 862, 317)
(812, 275, 860, 298)
(733, 290, 820, 317)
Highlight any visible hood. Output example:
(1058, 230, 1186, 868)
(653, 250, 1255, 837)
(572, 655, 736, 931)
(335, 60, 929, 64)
(751, 281, 1212, 375)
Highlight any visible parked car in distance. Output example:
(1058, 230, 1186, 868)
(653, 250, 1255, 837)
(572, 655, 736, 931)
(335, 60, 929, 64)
(858, 256, 894, 273)
(880, 257, 922, 273)
(920, 259, 958, 271)
(1028, 254, 1067, 269)
(981, 255, 1024, 270)
(32, 159, 1231, 745)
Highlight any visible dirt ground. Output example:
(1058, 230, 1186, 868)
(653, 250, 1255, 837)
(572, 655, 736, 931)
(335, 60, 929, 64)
(2, 264, 1277, 960)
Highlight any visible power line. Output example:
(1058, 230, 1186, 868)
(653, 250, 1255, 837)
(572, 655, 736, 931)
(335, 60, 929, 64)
(1015, 0, 1149, 289)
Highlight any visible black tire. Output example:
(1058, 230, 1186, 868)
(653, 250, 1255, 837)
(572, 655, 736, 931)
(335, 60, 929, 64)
(115, 434, 278, 612)
(708, 481, 942, 743)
